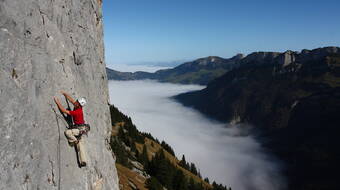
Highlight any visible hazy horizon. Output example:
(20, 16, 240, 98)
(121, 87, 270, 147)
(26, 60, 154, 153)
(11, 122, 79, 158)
(106, 45, 340, 68)
(103, 0, 340, 65)
(107, 64, 171, 73)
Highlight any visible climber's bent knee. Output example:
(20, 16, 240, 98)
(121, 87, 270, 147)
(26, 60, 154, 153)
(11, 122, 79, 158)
(64, 129, 72, 137)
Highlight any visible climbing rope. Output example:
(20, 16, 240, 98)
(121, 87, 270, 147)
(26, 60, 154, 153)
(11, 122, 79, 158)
(51, 107, 69, 190)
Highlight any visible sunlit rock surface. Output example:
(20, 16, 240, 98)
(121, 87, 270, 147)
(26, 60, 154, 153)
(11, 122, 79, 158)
(0, 0, 119, 189)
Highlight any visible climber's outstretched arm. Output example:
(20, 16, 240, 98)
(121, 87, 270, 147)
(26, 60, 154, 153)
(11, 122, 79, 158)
(60, 90, 76, 106)
(54, 97, 70, 115)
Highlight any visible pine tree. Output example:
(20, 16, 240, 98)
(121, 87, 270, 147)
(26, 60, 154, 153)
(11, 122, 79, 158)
(212, 181, 217, 188)
(161, 141, 175, 156)
(145, 177, 163, 190)
(154, 149, 173, 188)
(204, 177, 210, 184)
(212, 181, 231, 190)
(130, 142, 137, 153)
(190, 163, 198, 175)
(147, 149, 175, 189)
(138, 144, 149, 167)
(110, 137, 129, 167)
(179, 155, 187, 169)
(172, 169, 186, 190)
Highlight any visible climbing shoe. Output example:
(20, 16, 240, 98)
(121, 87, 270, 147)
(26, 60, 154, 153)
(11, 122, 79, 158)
(80, 162, 87, 167)
(69, 140, 79, 147)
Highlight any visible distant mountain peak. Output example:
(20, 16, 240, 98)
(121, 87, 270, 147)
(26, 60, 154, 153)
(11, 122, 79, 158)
(195, 56, 224, 63)
(233, 53, 245, 60)
(107, 47, 340, 85)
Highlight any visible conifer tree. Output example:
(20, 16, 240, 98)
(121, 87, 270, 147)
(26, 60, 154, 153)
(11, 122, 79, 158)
(130, 142, 137, 153)
(161, 140, 175, 156)
(190, 163, 198, 175)
(198, 170, 202, 178)
(172, 169, 188, 190)
(204, 177, 210, 184)
(139, 144, 149, 167)
(179, 155, 187, 169)
(145, 177, 163, 190)
(110, 137, 129, 167)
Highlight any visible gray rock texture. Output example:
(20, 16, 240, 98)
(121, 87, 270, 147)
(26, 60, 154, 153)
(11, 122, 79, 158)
(0, 0, 119, 189)
(280, 50, 296, 67)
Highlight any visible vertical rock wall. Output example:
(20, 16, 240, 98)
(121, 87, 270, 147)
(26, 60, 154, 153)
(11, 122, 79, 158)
(0, 0, 119, 189)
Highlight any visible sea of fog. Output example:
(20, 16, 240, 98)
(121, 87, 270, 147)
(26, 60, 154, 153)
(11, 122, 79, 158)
(107, 63, 170, 72)
(108, 66, 285, 190)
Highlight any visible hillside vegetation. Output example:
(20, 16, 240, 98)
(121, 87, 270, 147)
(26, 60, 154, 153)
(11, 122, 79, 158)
(107, 55, 244, 85)
(175, 47, 340, 190)
(109, 105, 231, 190)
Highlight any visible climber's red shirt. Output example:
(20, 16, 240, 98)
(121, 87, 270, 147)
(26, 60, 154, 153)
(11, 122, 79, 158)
(69, 107, 85, 125)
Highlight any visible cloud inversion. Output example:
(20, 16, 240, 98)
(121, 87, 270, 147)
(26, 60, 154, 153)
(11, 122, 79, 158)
(109, 80, 285, 190)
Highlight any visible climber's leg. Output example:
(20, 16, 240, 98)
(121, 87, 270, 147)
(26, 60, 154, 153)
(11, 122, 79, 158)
(77, 137, 87, 167)
(64, 129, 80, 144)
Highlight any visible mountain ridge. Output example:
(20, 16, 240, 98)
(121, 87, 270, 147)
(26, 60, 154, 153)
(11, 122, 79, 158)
(107, 54, 244, 85)
(175, 46, 340, 190)
(107, 46, 340, 85)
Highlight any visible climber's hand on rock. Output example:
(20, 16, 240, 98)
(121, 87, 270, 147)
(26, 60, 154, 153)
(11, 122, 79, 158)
(60, 90, 66, 95)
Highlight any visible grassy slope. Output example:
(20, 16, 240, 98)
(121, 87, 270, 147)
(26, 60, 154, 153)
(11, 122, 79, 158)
(116, 163, 148, 190)
(112, 122, 212, 190)
(136, 138, 212, 189)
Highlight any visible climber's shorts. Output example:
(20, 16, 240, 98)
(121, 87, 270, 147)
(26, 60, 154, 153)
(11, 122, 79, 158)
(70, 124, 90, 135)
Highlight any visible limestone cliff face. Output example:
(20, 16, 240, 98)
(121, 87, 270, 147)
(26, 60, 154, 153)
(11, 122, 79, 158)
(0, 0, 119, 189)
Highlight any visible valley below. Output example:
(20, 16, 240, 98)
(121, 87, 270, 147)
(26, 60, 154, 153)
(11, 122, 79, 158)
(108, 79, 286, 190)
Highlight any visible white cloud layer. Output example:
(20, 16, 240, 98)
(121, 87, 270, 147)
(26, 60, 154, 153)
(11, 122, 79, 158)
(109, 80, 285, 190)
(107, 64, 171, 73)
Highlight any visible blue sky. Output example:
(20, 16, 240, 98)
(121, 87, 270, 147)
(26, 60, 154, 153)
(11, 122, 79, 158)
(103, 0, 340, 66)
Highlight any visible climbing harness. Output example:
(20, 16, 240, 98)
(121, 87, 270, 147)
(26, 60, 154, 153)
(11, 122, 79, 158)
(70, 124, 91, 136)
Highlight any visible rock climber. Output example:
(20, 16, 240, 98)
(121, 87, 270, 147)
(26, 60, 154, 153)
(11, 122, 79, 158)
(54, 90, 90, 167)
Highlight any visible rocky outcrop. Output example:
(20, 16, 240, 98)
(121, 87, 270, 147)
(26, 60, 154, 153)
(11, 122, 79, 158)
(0, 0, 119, 189)
(176, 46, 340, 127)
(279, 51, 296, 67)
(175, 47, 340, 190)
(240, 51, 281, 65)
